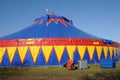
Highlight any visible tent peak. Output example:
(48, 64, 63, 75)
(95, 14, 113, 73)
(33, 14, 73, 26)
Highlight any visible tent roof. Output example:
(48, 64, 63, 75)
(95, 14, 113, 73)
(0, 14, 101, 40)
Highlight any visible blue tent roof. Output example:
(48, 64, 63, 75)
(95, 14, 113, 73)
(0, 14, 101, 40)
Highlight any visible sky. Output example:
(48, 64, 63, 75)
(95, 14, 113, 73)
(0, 0, 120, 42)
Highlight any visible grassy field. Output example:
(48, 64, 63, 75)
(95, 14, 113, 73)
(0, 63, 120, 80)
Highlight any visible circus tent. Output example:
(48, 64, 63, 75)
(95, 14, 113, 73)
(0, 13, 119, 66)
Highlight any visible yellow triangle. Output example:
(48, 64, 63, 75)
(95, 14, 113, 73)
(109, 47, 113, 59)
(103, 46, 108, 59)
(54, 46, 65, 64)
(113, 47, 117, 58)
(77, 46, 86, 60)
(7, 47, 17, 64)
(0, 47, 6, 64)
(29, 46, 40, 63)
(41, 46, 53, 64)
(18, 46, 28, 63)
(96, 46, 102, 61)
(66, 46, 76, 60)
(87, 46, 95, 61)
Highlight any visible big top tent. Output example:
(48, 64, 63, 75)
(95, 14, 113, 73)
(0, 13, 119, 66)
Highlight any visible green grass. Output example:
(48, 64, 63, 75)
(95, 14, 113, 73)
(0, 63, 120, 80)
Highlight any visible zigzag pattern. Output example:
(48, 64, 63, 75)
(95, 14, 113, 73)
(0, 46, 119, 66)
